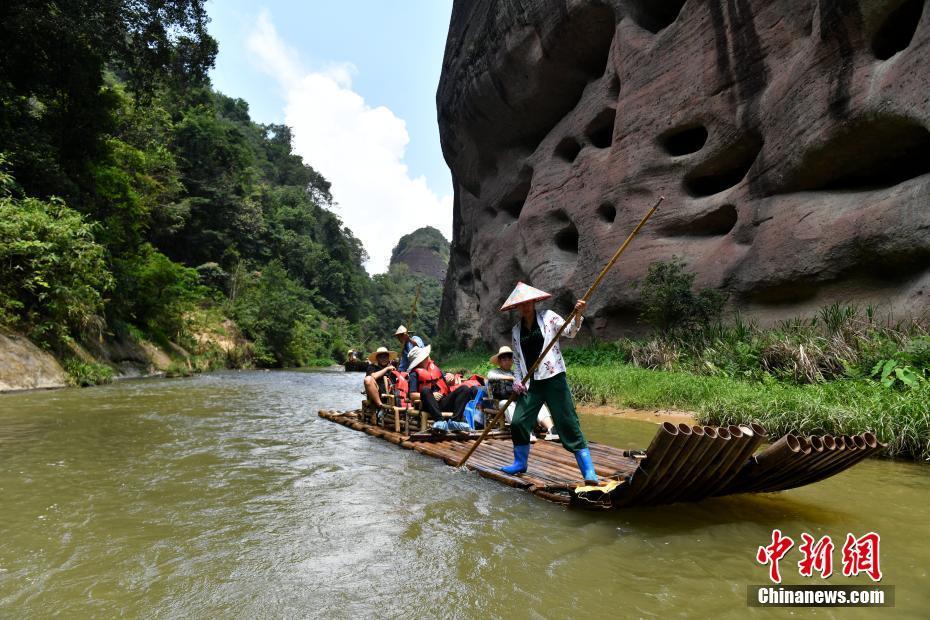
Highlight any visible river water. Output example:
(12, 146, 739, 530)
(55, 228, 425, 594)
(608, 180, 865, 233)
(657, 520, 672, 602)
(1, 370, 927, 618)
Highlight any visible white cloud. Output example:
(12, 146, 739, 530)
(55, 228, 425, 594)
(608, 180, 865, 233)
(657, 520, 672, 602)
(246, 9, 453, 273)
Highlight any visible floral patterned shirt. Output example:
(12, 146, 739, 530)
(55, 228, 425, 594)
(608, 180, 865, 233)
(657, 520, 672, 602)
(511, 309, 583, 382)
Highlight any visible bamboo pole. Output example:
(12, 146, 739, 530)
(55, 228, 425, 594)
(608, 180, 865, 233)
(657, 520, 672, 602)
(456, 196, 664, 468)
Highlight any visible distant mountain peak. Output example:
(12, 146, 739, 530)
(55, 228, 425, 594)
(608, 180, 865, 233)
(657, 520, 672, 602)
(389, 226, 450, 282)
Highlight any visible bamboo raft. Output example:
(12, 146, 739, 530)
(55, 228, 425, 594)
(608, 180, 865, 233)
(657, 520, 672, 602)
(318, 407, 884, 511)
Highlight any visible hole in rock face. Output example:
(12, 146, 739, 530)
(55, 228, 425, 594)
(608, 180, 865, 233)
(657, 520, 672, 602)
(555, 136, 582, 162)
(660, 125, 709, 156)
(500, 168, 533, 220)
(684, 131, 763, 197)
(628, 0, 688, 33)
(597, 202, 617, 223)
(501, 198, 524, 219)
(483, 206, 497, 218)
(872, 0, 924, 60)
(585, 108, 616, 149)
(749, 281, 819, 305)
(554, 222, 580, 254)
(458, 271, 474, 287)
(661, 204, 737, 237)
(780, 116, 930, 192)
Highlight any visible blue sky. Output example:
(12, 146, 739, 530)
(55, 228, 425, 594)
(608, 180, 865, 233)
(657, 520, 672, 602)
(205, 1, 455, 272)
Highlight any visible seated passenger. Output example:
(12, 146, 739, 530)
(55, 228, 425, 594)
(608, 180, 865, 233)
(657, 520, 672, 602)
(394, 325, 425, 373)
(363, 346, 397, 414)
(407, 345, 480, 423)
(487, 345, 559, 441)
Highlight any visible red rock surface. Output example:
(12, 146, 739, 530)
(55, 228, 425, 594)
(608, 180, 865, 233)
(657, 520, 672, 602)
(389, 226, 449, 282)
(437, 0, 930, 345)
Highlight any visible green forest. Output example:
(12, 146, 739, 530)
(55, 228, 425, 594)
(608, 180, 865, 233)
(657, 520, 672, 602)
(0, 1, 444, 375)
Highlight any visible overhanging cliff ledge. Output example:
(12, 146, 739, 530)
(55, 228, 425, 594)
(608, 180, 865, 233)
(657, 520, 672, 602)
(437, 0, 930, 346)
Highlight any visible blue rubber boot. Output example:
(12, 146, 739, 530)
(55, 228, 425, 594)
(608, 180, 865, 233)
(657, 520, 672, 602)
(574, 448, 599, 484)
(501, 444, 530, 475)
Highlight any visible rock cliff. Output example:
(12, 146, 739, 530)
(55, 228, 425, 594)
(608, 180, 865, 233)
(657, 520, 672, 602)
(0, 333, 68, 392)
(437, 0, 930, 344)
(390, 226, 450, 282)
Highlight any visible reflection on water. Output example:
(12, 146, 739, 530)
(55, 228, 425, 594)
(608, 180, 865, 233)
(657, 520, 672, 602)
(1, 371, 928, 618)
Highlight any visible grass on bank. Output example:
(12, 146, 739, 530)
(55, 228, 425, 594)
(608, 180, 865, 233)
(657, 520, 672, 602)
(568, 364, 929, 460)
(435, 332, 930, 460)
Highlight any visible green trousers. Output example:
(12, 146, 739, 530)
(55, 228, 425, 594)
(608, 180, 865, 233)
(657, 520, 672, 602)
(511, 372, 587, 453)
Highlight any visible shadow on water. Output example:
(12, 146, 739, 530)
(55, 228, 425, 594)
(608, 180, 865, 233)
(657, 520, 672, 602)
(604, 492, 849, 534)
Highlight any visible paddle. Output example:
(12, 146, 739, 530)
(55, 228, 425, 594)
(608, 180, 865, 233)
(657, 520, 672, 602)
(456, 196, 664, 468)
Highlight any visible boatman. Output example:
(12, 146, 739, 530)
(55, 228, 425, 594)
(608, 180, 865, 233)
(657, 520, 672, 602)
(394, 325, 424, 373)
(498, 282, 598, 485)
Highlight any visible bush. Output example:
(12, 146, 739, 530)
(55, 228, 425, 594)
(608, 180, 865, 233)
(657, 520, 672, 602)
(165, 359, 194, 378)
(0, 160, 113, 344)
(64, 359, 115, 387)
(635, 257, 725, 333)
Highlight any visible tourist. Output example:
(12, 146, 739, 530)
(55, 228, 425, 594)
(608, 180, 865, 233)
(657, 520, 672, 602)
(394, 325, 425, 372)
(363, 346, 397, 414)
(498, 282, 598, 484)
(407, 345, 480, 423)
(487, 345, 559, 441)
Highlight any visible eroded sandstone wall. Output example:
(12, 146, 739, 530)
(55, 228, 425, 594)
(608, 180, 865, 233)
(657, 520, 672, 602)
(437, 0, 930, 345)
(0, 333, 68, 392)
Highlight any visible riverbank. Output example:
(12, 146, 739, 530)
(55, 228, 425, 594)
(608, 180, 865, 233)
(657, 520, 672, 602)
(0, 316, 256, 392)
(437, 350, 929, 461)
(577, 403, 696, 426)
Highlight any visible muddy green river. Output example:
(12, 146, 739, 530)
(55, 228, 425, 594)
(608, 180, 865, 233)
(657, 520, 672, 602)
(1, 371, 927, 618)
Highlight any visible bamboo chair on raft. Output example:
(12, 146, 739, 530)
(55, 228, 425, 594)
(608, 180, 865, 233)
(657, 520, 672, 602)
(360, 379, 429, 434)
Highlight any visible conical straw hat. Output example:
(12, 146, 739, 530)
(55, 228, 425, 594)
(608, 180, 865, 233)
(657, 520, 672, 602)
(500, 282, 551, 311)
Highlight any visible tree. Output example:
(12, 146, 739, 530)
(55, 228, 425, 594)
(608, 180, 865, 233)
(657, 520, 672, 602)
(0, 158, 113, 343)
(0, 0, 217, 206)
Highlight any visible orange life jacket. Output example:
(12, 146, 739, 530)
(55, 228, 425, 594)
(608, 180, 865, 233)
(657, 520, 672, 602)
(389, 370, 410, 407)
(414, 361, 449, 396)
(451, 374, 484, 391)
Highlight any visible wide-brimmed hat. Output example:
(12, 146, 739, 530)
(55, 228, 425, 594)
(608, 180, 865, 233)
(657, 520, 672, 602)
(490, 345, 515, 366)
(406, 344, 431, 370)
(394, 325, 409, 336)
(500, 281, 551, 311)
(368, 346, 398, 363)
